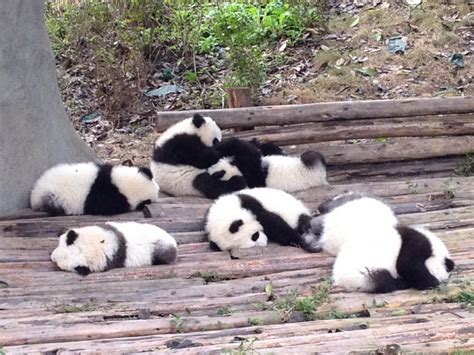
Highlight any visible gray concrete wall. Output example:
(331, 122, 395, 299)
(0, 1, 97, 216)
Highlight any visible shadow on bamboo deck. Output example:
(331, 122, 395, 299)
(1, 97, 473, 353)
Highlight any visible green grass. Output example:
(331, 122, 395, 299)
(193, 270, 225, 283)
(223, 337, 258, 355)
(454, 154, 474, 177)
(274, 279, 332, 321)
(217, 306, 233, 316)
(170, 314, 186, 333)
(248, 317, 263, 326)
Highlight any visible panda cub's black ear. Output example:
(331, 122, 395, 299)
(229, 219, 244, 234)
(138, 167, 153, 180)
(192, 113, 205, 128)
(66, 230, 79, 246)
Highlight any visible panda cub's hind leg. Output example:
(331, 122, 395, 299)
(152, 241, 178, 265)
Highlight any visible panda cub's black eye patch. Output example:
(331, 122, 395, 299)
(213, 138, 219, 146)
(229, 219, 244, 233)
(251, 232, 259, 241)
(211, 170, 225, 179)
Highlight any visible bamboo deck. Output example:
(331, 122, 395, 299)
(1, 97, 473, 354)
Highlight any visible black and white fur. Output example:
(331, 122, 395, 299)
(215, 137, 327, 192)
(205, 187, 318, 252)
(30, 163, 159, 216)
(151, 114, 246, 198)
(249, 138, 286, 156)
(310, 192, 455, 293)
(51, 222, 178, 275)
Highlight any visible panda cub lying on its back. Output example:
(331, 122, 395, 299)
(310, 192, 455, 293)
(51, 222, 178, 275)
(151, 114, 246, 198)
(205, 187, 319, 252)
(30, 163, 159, 216)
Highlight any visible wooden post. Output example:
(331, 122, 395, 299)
(226, 87, 253, 108)
(226, 87, 253, 131)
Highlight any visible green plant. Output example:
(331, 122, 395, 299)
(248, 317, 263, 326)
(223, 337, 258, 355)
(194, 270, 225, 283)
(171, 314, 186, 333)
(217, 306, 233, 316)
(274, 279, 332, 321)
(209, 3, 265, 91)
(454, 154, 474, 177)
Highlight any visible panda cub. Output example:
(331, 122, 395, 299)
(151, 114, 246, 198)
(205, 187, 318, 252)
(51, 222, 178, 275)
(30, 163, 159, 216)
(310, 192, 455, 293)
(262, 151, 327, 192)
(215, 137, 327, 192)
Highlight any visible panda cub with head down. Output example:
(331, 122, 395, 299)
(151, 114, 246, 199)
(51, 222, 178, 275)
(30, 163, 159, 216)
(205, 187, 319, 252)
(215, 137, 327, 192)
(310, 192, 455, 293)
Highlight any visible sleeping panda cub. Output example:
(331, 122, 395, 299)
(205, 187, 319, 252)
(310, 192, 455, 293)
(262, 151, 327, 192)
(214, 137, 327, 192)
(151, 114, 246, 198)
(51, 222, 178, 275)
(30, 163, 159, 216)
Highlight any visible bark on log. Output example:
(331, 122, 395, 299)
(289, 136, 474, 165)
(233, 114, 474, 146)
(156, 97, 474, 131)
(0, 1, 96, 216)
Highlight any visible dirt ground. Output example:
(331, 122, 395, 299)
(56, 0, 472, 165)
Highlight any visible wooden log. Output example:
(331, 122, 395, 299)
(0, 209, 48, 221)
(287, 136, 474, 165)
(4, 313, 472, 352)
(233, 114, 474, 145)
(328, 156, 464, 183)
(155, 97, 474, 131)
